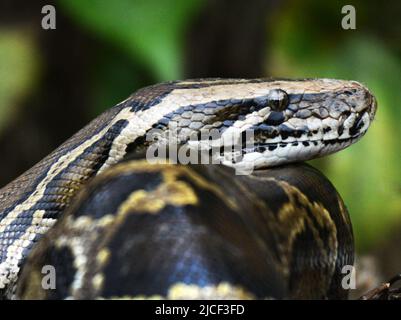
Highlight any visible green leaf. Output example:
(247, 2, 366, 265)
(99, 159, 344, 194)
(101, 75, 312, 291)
(0, 30, 38, 134)
(59, 0, 204, 80)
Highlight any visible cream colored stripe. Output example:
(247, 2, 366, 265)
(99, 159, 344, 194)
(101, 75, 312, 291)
(97, 79, 350, 173)
(0, 107, 135, 235)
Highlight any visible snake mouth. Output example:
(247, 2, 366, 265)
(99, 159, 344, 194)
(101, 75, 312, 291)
(222, 134, 362, 169)
(248, 135, 358, 152)
(247, 132, 360, 152)
(218, 108, 373, 168)
(249, 109, 370, 143)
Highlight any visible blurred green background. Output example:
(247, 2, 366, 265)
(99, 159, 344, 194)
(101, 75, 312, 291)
(0, 0, 400, 278)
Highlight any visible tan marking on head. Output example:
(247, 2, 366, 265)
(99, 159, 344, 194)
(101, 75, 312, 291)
(175, 78, 362, 96)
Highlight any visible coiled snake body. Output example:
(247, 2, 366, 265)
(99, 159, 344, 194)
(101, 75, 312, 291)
(0, 79, 377, 299)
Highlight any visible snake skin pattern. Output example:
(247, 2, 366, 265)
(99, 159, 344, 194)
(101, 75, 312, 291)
(16, 159, 353, 299)
(0, 78, 377, 299)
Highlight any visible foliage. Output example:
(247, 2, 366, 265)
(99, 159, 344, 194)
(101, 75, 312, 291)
(59, 0, 204, 81)
(0, 30, 38, 133)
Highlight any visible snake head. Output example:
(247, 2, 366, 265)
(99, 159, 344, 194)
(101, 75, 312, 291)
(227, 78, 378, 168)
(132, 78, 377, 170)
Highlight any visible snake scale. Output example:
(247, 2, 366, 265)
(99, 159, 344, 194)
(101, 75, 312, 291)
(0, 78, 377, 299)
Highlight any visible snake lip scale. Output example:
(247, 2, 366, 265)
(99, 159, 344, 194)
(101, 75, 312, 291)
(0, 78, 377, 299)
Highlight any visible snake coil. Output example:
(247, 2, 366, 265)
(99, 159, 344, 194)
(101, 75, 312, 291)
(0, 78, 376, 299)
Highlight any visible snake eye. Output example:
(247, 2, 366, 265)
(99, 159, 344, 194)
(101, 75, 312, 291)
(268, 89, 289, 111)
